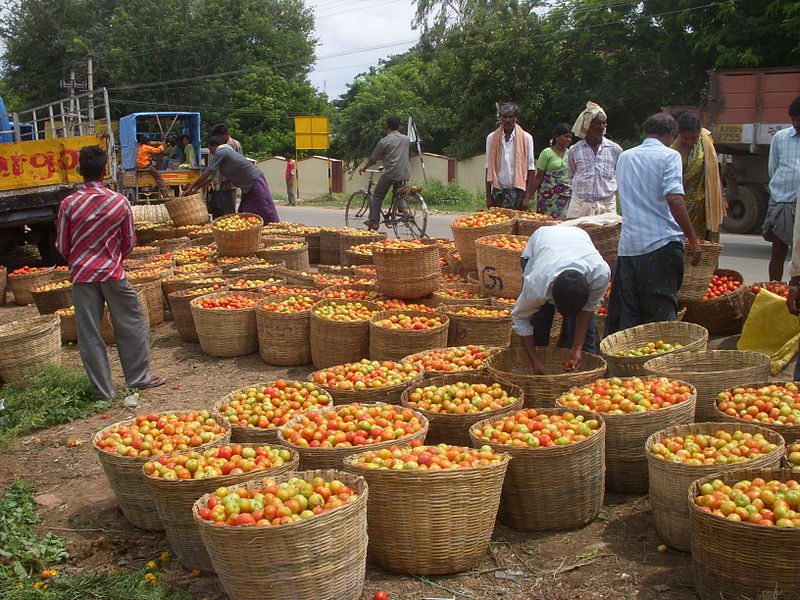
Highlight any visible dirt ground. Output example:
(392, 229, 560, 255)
(0, 246, 787, 600)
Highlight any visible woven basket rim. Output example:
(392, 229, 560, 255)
(309, 298, 382, 324)
(371, 243, 437, 256)
(8, 267, 55, 279)
(211, 212, 264, 231)
(485, 346, 608, 382)
(0, 314, 59, 342)
(307, 366, 424, 398)
(188, 290, 261, 311)
(642, 349, 771, 376)
(451, 214, 516, 229)
(342, 447, 511, 475)
(711, 381, 800, 432)
(369, 309, 449, 333)
(599, 320, 708, 363)
(474, 234, 530, 254)
(437, 304, 511, 322)
(30, 283, 73, 294)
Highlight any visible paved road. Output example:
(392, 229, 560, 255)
(277, 204, 775, 284)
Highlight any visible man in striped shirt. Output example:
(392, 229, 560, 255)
(56, 145, 164, 401)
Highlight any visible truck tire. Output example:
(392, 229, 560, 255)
(721, 185, 767, 234)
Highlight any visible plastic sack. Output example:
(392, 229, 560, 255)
(737, 289, 800, 374)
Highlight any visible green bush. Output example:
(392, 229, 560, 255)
(419, 179, 482, 207)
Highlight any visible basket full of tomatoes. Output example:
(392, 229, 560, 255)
(368, 310, 450, 362)
(684, 269, 746, 335)
(8, 266, 55, 306)
(189, 291, 261, 357)
(212, 213, 264, 257)
(713, 382, 800, 444)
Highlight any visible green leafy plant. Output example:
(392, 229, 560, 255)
(0, 481, 69, 582)
(420, 179, 482, 208)
(0, 364, 110, 450)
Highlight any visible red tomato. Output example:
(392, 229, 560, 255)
(374, 592, 388, 600)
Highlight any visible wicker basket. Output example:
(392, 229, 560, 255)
(212, 213, 264, 257)
(317, 283, 384, 303)
(368, 310, 450, 362)
(277, 405, 429, 470)
(711, 381, 800, 444)
(318, 229, 341, 265)
(226, 275, 286, 294)
(256, 243, 310, 271)
(517, 216, 558, 237)
(167, 286, 227, 343)
(643, 350, 771, 422)
(132, 280, 165, 326)
(683, 269, 747, 335)
(437, 304, 512, 348)
(161, 274, 207, 299)
(164, 194, 209, 226)
(474, 234, 527, 299)
(596, 305, 687, 341)
(431, 283, 488, 308)
(486, 346, 607, 409)
(343, 449, 509, 575)
(556, 379, 697, 494)
(343, 247, 374, 267)
(469, 408, 606, 531)
(400, 373, 523, 446)
(372, 243, 441, 300)
(678, 240, 724, 303)
(307, 368, 425, 407)
(400, 345, 502, 379)
(92, 411, 230, 530)
(575, 221, 621, 270)
(190, 291, 260, 357)
(451, 215, 516, 272)
(128, 246, 160, 260)
(144, 444, 299, 571)
(9, 267, 55, 306)
(193, 469, 367, 600)
(214, 382, 333, 445)
(30, 283, 73, 315)
(57, 309, 115, 345)
(255, 294, 316, 366)
(317, 265, 357, 276)
(689, 468, 800, 600)
(134, 225, 159, 245)
(338, 231, 385, 263)
(152, 224, 177, 240)
(308, 299, 381, 369)
(599, 321, 709, 377)
(0, 315, 62, 384)
(156, 236, 190, 254)
(647, 422, 784, 552)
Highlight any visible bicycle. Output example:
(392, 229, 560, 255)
(344, 168, 428, 239)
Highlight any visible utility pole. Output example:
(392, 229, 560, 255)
(87, 57, 95, 133)
(60, 68, 87, 136)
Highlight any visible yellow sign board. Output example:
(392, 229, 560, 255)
(294, 116, 329, 150)
(0, 134, 105, 192)
(711, 124, 743, 144)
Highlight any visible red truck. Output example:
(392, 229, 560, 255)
(708, 66, 800, 233)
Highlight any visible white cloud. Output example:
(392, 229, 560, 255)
(307, 0, 420, 99)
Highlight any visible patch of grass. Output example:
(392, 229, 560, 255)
(0, 364, 111, 450)
(0, 481, 69, 582)
(420, 179, 483, 212)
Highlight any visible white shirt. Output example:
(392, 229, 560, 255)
(511, 226, 611, 337)
(768, 126, 800, 203)
(616, 137, 685, 256)
(485, 128, 535, 190)
(567, 137, 623, 202)
(788, 180, 800, 278)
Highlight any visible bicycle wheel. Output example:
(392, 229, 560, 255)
(345, 191, 370, 228)
(392, 192, 428, 239)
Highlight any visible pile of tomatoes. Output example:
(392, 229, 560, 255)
(195, 295, 258, 310)
(702, 273, 741, 301)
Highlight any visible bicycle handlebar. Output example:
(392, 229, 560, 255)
(364, 168, 383, 173)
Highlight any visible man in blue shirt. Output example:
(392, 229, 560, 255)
(606, 113, 701, 335)
(765, 96, 800, 282)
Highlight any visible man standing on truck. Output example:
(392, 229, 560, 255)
(566, 101, 623, 217)
(764, 95, 800, 282)
(136, 136, 171, 197)
(56, 145, 165, 402)
(181, 136, 280, 223)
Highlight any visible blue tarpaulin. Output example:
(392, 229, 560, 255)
(119, 112, 201, 170)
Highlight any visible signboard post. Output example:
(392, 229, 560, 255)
(294, 116, 330, 199)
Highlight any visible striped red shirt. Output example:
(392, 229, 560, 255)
(56, 181, 135, 283)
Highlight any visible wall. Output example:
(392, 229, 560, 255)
(257, 155, 342, 199)
(456, 154, 487, 197)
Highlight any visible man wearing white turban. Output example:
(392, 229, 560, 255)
(566, 101, 623, 218)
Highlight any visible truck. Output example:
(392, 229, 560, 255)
(0, 89, 116, 263)
(708, 66, 800, 233)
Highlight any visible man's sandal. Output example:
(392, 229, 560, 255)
(131, 375, 166, 390)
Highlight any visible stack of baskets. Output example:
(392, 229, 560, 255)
(256, 242, 310, 271)
(338, 230, 385, 265)
(575, 220, 621, 270)
(0, 315, 62, 384)
(372, 242, 440, 300)
(451, 212, 516, 272)
(684, 269, 747, 334)
(318, 228, 341, 265)
(474, 234, 527, 299)
(164, 194, 209, 226)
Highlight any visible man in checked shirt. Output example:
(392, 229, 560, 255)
(56, 146, 165, 401)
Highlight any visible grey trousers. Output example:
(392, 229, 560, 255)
(73, 279, 151, 401)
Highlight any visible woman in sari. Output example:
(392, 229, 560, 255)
(530, 123, 573, 220)
(671, 111, 726, 242)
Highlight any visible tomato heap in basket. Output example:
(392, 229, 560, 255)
(406, 381, 517, 413)
(216, 255, 256, 265)
(452, 212, 512, 227)
(371, 239, 427, 250)
(95, 410, 227, 457)
(472, 409, 601, 447)
(787, 443, 800, 471)
(373, 314, 444, 330)
(750, 282, 789, 298)
(347, 243, 374, 256)
(177, 284, 226, 296)
(716, 383, 800, 425)
(436, 287, 481, 299)
(441, 273, 467, 283)
(186, 276, 228, 285)
(174, 262, 217, 274)
(355, 265, 377, 275)
(320, 287, 384, 301)
(32, 280, 72, 292)
(144, 444, 293, 479)
(132, 245, 158, 252)
(314, 273, 375, 286)
(165, 273, 201, 284)
(128, 267, 171, 280)
(197, 476, 358, 526)
(614, 340, 684, 357)
(352, 441, 505, 470)
(557, 377, 693, 414)
(693, 477, 800, 527)
(313, 301, 376, 321)
(214, 214, 261, 231)
(517, 211, 552, 220)
(264, 285, 317, 296)
(267, 241, 305, 251)
(451, 306, 510, 318)
(378, 298, 437, 312)
(259, 295, 316, 313)
(403, 345, 500, 372)
(218, 380, 331, 429)
(173, 246, 216, 263)
(478, 236, 527, 251)
(282, 403, 424, 447)
(229, 278, 280, 289)
(11, 266, 50, 275)
(196, 294, 258, 310)
(312, 360, 421, 390)
(702, 273, 741, 300)
(651, 430, 779, 465)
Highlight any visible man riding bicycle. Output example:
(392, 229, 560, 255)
(358, 115, 411, 231)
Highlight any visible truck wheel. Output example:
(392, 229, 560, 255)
(721, 186, 767, 234)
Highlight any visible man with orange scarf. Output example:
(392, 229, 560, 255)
(485, 102, 536, 210)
